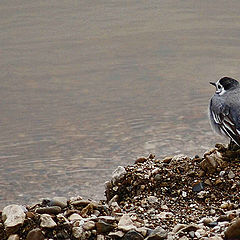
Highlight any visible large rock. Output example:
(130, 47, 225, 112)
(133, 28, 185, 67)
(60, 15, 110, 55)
(2, 205, 26, 234)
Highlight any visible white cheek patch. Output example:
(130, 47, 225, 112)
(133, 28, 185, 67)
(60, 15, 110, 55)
(219, 89, 226, 96)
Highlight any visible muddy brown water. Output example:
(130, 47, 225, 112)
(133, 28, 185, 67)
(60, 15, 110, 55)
(0, 0, 240, 208)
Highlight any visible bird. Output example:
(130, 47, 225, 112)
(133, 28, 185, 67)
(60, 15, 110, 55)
(209, 76, 240, 146)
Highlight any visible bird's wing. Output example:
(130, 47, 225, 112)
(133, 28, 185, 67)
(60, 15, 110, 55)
(211, 109, 240, 145)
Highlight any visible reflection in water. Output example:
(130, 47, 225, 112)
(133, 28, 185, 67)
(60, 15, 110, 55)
(0, 0, 240, 208)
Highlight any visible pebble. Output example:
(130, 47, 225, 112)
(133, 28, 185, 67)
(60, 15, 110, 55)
(40, 214, 57, 228)
(146, 226, 167, 240)
(224, 218, 240, 239)
(26, 228, 44, 240)
(96, 220, 115, 233)
(109, 230, 125, 238)
(72, 226, 83, 239)
(83, 220, 95, 230)
(192, 181, 204, 192)
(2, 205, 26, 234)
(112, 166, 126, 184)
(122, 230, 144, 240)
(36, 206, 61, 215)
(7, 235, 19, 240)
(118, 214, 136, 231)
(228, 170, 235, 179)
(68, 213, 82, 221)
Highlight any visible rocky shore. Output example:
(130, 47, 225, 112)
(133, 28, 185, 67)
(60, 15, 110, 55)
(0, 143, 240, 240)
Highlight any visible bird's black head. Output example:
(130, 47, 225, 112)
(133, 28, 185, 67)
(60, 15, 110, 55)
(218, 77, 239, 90)
(210, 77, 239, 95)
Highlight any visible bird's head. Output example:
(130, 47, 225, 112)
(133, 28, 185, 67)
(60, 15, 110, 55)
(210, 77, 239, 95)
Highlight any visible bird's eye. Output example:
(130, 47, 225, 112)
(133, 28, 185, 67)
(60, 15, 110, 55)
(217, 85, 221, 89)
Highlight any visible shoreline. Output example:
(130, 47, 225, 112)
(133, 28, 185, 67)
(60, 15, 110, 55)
(1, 143, 240, 240)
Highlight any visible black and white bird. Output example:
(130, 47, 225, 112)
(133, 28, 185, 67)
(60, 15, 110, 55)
(209, 76, 240, 146)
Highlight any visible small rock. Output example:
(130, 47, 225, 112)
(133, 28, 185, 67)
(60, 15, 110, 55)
(162, 156, 172, 163)
(192, 181, 204, 192)
(172, 224, 186, 233)
(225, 218, 240, 239)
(118, 214, 136, 231)
(147, 196, 158, 204)
(97, 235, 105, 240)
(228, 170, 235, 179)
(219, 171, 225, 177)
(26, 228, 44, 240)
(98, 216, 116, 223)
(83, 220, 95, 231)
(135, 157, 147, 164)
(122, 230, 144, 240)
(157, 212, 173, 219)
(8, 234, 19, 240)
(109, 231, 125, 238)
(68, 213, 82, 222)
(72, 226, 83, 239)
(2, 205, 26, 234)
(189, 231, 195, 238)
(42, 197, 67, 208)
(146, 226, 167, 240)
(36, 206, 61, 215)
(40, 214, 57, 228)
(96, 220, 115, 234)
(112, 166, 126, 184)
(52, 197, 68, 208)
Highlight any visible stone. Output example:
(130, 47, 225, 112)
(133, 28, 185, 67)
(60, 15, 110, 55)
(83, 220, 95, 230)
(96, 220, 115, 234)
(42, 197, 67, 208)
(209, 236, 223, 240)
(192, 181, 204, 192)
(189, 231, 195, 238)
(36, 206, 61, 215)
(112, 166, 126, 184)
(98, 216, 116, 223)
(172, 224, 186, 233)
(2, 205, 26, 234)
(157, 212, 174, 219)
(52, 197, 68, 208)
(109, 231, 125, 238)
(147, 196, 158, 204)
(72, 226, 83, 239)
(68, 213, 82, 221)
(8, 234, 19, 240)
(118, 214, 136, 231)
(40, 214, 57, 228)
(146, 226, 167, 240)
(26, 228, 44, 240)
(228, 170, 235, 179)
(224, 218, 240, 239)
(122, 230, 144, 240)
(97, 235, 105, 240)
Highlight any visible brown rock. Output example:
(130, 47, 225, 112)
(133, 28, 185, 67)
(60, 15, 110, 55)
(36, 206, 61, 215)
(26, 228, 44, 240)
(225, 218, 240, 239)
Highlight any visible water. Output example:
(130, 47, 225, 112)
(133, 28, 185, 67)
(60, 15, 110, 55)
(1, 0, 240, 208)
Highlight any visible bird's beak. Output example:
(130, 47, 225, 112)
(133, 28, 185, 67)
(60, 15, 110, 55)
(209, 82, 216, 87)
